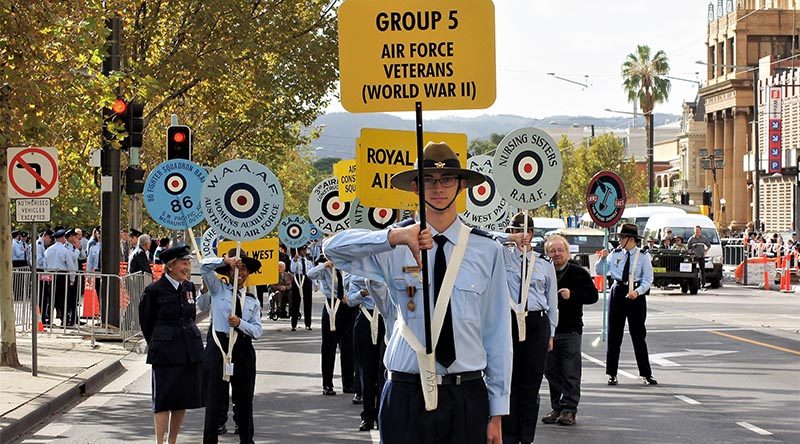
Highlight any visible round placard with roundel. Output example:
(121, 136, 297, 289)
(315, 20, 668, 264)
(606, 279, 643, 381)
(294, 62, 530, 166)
(308, 224, 323, 241)
(493, 128, 563, 210)
(348, 197, 413, 230)
(144, 159, 208, 230)
(308, 177, 350, 234)
(200, 227, 225, 258)
(586, 170, 626, 228)
(278, 214, 312, 249)
(461, 154, 507, 227)
(201, 159, 284, 241)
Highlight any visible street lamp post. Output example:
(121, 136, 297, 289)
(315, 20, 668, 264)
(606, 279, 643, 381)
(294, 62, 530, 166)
(605, 108, 655, 203)
(699, 148, 725, 226)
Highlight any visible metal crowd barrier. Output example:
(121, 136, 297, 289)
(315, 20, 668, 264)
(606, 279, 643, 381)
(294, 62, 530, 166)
(11, 269, 153, 345)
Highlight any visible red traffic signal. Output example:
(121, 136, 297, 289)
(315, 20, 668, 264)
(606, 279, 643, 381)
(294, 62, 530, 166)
(111, 98, 128, 115)
(167, 125, 192, 160)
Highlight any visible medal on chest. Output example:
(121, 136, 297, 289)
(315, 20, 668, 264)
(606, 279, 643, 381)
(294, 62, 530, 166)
(406, 285, 416, 311)
(185, 291, 195, 304)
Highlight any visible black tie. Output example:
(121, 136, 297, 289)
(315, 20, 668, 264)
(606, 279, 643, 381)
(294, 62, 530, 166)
(301, 258, 306, 275)
(235, 290, 243, 319)
(518, 254, 528, 304)
(433, 235, 456, 368)
(336, 269, 344, 300)
(622, 251, 631, 283)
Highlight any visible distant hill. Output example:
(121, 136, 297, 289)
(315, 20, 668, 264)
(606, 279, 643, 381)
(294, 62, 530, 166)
(311, 112, 681, 159)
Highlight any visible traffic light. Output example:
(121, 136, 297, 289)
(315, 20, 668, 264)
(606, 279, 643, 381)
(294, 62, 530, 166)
(167, 125, 192, 160)
(125, 166, 145, 195)
(548, 192, 558, 209)
(702, 190, 712, 206)
(127, 101, 144, 149)
(102, 97, 129, 150)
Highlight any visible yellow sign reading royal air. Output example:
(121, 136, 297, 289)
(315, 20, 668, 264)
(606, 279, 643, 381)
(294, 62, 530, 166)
(356, 128, 468, 211)
(217, 238, 279, 286)
(333, 159, 357, 202)
(338, 0, 496, 112)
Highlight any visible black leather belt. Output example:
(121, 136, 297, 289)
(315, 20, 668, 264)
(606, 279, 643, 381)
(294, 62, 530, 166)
(529, 309, 546, 317)
(387, 370, 483, 386)
(614, 280, 641, 287)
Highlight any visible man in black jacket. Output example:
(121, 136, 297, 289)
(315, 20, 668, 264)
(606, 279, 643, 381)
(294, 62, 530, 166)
(541, 234, 598, 426)
(128, 234, 152, 275)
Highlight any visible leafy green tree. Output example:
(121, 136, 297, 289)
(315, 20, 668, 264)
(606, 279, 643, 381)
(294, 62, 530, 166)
(312, 157, 342, 175)
(468, 133, 505, 156)
(621, 45, 671, 203)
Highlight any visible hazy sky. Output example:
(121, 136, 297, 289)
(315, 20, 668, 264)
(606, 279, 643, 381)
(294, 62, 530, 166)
(326, 0, 714, 119)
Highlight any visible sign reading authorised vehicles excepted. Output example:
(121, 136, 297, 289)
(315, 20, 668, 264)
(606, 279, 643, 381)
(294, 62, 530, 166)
(338, 0, 496, 112)
(15, 199, 51, 222)
(7, 147, 59, 199)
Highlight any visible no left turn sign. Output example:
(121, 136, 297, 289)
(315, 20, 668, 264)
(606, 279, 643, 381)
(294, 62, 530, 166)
(7, 147, 59, 199)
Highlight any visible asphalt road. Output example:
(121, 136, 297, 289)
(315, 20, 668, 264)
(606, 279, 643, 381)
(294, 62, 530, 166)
(16, 285, 800, 443)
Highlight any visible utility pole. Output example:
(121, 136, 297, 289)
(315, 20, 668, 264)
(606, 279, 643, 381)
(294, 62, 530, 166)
(101, 18, 122, 327)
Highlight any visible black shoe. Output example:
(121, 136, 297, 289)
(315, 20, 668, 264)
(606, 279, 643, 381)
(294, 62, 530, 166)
(352, 394, 363, 404)
(643, 376, 659, 385)
(217, 425, 227, 435)
(323, 386, 336, 396)
(342, 386, 355, 394)
(359, 420, 374, 431)
(306, 326, 312, 331)
(291, 327, 296, 331)
(608, 375, 618, 385)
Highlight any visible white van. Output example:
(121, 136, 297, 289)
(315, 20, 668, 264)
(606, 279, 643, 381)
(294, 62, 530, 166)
(580, 204, 696, 232)
(532, 217, 565, 239)
(643, 213, 723, 287)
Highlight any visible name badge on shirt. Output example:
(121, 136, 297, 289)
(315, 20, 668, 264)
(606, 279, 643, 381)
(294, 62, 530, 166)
(402, 265, 420, 274)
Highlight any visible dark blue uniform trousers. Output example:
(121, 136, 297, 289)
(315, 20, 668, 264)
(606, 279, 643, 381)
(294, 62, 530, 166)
(606, 284, 652, 378)
(379, 377, 489, 444)
(503, 311, 549, 444)
(203, 333, 255, 444)
(353, 309, 385, 422)
(321, 303, 355, 390)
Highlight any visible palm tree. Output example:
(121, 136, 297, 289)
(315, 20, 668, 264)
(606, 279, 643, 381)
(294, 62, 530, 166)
(621, 45, 671, 203)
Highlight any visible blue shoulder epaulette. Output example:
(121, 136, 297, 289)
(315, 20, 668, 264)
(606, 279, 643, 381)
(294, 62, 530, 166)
(538, 252, 552, 263)
(470, 227, 494, 239)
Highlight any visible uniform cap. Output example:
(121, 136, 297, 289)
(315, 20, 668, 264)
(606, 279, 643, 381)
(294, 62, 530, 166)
(390, 142, 486, 191)
(159, 245, 193, 264)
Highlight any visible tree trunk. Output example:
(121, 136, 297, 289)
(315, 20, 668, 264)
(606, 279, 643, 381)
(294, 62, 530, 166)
(0, 146, 21, 368)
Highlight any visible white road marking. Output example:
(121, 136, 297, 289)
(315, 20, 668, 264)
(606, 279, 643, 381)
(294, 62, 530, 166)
(581, 353, 637, 379)
(650, 349, 737, 367)
(674, 395, 701, 405)
(371, 428, 380, 443)
(736, 421, 773, 436)
(778, 314, 800, 320)
(584, 327, 749, 334)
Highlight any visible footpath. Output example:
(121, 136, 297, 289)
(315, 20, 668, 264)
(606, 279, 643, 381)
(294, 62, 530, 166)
(0, 330, 132, 443)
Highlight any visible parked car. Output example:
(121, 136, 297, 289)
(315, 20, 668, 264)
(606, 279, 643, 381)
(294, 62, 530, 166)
(545, 227, 607, 275)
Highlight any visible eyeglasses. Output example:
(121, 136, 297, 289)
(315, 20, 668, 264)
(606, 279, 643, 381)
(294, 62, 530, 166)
(546, 248, 567, 254)
(420, 175, 459, 188)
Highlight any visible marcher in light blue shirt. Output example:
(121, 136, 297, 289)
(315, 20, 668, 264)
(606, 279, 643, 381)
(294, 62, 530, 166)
(35, 230, 53, 269)
(87, 240, 101, 273)
(197, 248, 262, 444)
(595, 223, 657, 386)
(12, 232, 27, 264)
(324, 141, 512, 444)
(490, 213, 558, 444)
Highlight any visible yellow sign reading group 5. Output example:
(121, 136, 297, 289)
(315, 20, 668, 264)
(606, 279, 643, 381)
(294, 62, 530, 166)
(338, 0, 496, 113)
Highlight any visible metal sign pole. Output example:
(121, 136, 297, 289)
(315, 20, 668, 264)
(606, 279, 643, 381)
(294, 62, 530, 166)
(30, 221, 38, 376)
(415, 101, 432, 354)
(602, 227, 608, 342)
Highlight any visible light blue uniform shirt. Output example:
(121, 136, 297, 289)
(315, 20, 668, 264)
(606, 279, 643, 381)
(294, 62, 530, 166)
(197, 257, 263, 339)
(12, 239, 26, 261)
(498, 243, 559, 337)
(87, 241, 101, 272)
(36, 238, 47, 269)
(45, 241, 75, 283)
(290, 255, 314, 276)
(324, 219, 513, 416)
(307, 262, 351, 300)
(347, 276, 376, 310)
(595, 247, 653, 296)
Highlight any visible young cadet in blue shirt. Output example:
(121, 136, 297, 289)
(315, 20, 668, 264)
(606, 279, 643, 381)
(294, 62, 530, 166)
(324, 142, 512, 444)
(306, 256, 356, 397)
(199, 248, 263, 444)
(491, 213, 558, 444)
(289, 246, 315, 331)
(595, 223, 657, 386)
(347, 276, 388, 432)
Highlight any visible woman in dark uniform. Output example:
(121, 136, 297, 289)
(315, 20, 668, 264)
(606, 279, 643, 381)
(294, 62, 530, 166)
(139, 245, 205, 444)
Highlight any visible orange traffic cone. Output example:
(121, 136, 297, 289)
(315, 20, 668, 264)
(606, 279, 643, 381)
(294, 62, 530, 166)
(36, 306, 44, 332)
(82, 278, 100, 318)
(781, 253, 793, 293)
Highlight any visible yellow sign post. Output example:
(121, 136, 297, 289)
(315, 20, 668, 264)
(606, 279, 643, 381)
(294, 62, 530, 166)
(338, 0, 496, 113)
(356, 128, 467, 211)
(333, 159, 357, 202)
(218, 238, 279, 286)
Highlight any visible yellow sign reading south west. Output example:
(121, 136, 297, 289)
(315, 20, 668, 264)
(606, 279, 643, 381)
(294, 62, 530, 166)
(338, 0, 496, 113)
(217, 238, 279, 286)
(356, 128, 468, 211)
(333, 159, 357, 202)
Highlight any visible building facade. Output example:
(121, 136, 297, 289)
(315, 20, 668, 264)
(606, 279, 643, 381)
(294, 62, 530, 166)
(698, 0, 798, 233)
